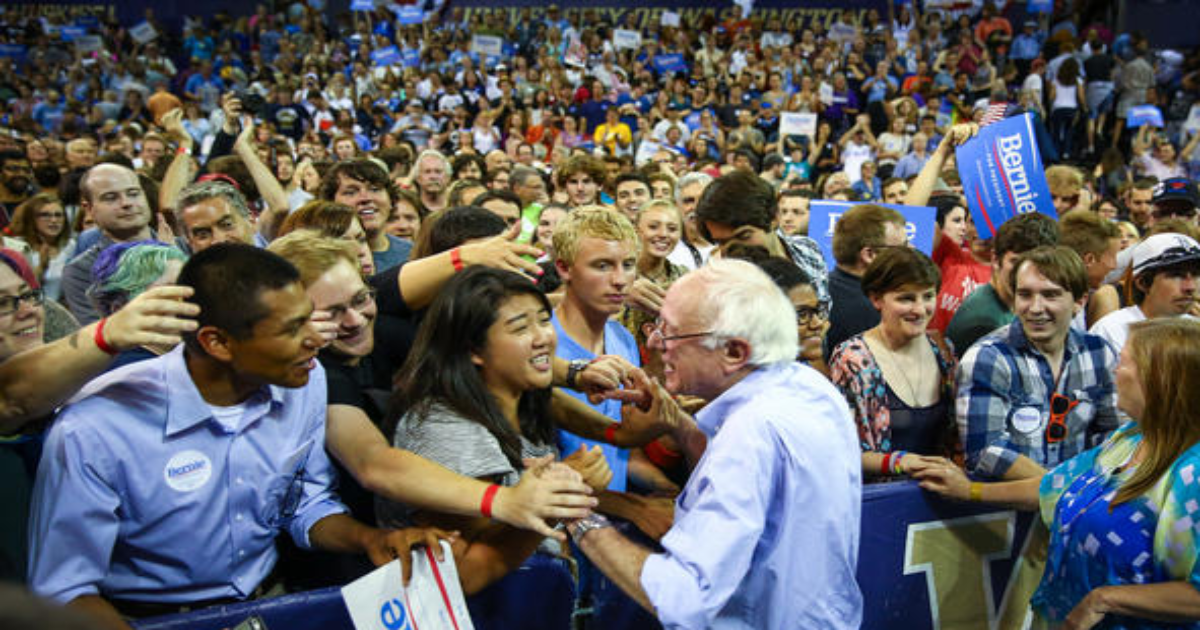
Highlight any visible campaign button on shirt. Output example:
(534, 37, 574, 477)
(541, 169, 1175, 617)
(1011, 406, 1043, 435)
(163, 450, 213, 492)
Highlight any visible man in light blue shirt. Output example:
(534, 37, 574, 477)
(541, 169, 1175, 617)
(29, 245, 442, 626)
(567, 259, 863, 629)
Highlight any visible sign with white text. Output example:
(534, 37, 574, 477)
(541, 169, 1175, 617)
(808, 200, 936, 270)
(955, 113, 1055, 239)
(341, 542, 474, 630)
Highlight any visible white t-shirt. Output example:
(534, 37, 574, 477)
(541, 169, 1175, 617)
(842, 141, 874, 184)
(1089, 305, 1145, 354)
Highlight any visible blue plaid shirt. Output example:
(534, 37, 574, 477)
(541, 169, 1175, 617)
(955, 322, 1122, 479)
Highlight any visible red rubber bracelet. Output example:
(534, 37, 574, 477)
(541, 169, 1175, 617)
(604, 424, 617, 445)
(94, 317, 118, 356)
(480, 483, 500, 518)
(450, 247, 464, 272)
(880, 452, 893, 476)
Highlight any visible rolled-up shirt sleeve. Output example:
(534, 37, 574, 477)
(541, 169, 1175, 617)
(639, 415, 774, 629)
(957, 344, 1021, 479)
(285, 367, 348, 549)
(28, 414, 121, 603)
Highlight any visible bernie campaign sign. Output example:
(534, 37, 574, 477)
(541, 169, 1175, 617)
(808, 200, 936, 271)
(955, 113, 1055, 240)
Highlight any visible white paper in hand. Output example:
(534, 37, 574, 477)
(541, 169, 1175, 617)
(341, 541, 474, 630)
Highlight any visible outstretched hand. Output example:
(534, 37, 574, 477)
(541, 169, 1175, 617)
(363, 526, 459, 584)
(102, 285, 199, 351)
(497, 456, 596, 541)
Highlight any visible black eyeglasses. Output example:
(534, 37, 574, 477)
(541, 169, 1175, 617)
(647, 318, 714, 349)
(0, 289, 43, 317)
(796, 301, 830, 325)
(1045, 393, 1077, 444)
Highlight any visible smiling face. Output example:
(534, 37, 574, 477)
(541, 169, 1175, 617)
(180, 196, 255, 253)
(473, 292, 556, 403)
(84, 165, 151, 241)
(0, 264, 44, 361)
(871, 283, 937, 343)
(386, 200, 421, 241)
(334, 174, 392, 237)
(340, 218, 376, 277)
(637, 205, 682, 261)
(308, 260, 376, 359)
(615, 179, 651, 222)
(1014, 262, 1080, 353)
(223, 282, 323, 389)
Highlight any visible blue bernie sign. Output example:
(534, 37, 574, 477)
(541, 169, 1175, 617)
(808, 200, 936, 271)
(955, 113, 1055, 240)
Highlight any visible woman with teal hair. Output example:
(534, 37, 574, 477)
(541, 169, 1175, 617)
(88, 241, 187, 366)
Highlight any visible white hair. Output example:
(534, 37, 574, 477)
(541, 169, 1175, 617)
(686, 259, 798, 366)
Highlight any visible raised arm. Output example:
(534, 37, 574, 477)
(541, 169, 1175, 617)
(0, 286, 198, 434)
(904, 123, 979, 207)
(232, 114, 289, 241)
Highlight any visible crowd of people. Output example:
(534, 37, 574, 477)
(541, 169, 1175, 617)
(1, 0, 1200, 629)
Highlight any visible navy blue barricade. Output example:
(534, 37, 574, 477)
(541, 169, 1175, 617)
(134, 482, 1038, 630)
(132, 553, 575, 630)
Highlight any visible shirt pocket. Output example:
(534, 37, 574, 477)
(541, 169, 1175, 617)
(261, 439, 314, 528)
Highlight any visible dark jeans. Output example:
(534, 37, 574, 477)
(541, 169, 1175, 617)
(1049, 107, 1078, 158)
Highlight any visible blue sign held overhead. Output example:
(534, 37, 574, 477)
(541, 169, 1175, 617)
(351, 0, 375, 11)
(807, 201, 936, 271)
(652, 53, 687, 74)
(394, 5, 424, 25)
(401, 49, 421, 68)
(955, 113, 1055, 240)
(1027, 0, 1053, 13)
(1126, 104, 1164, 128)
(371, 45, 402, 67)
(60, 26, 86, 41)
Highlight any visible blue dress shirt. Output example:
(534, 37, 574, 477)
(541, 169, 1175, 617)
(640, 362, 863, 629)
(29, 346, 346, 604)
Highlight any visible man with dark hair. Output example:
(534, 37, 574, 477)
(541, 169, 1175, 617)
(556, 154, 606, 208)
(946, 212, 1060, 353)
(61, 163, 156, 324)
(320, 158, 412, 272)
(473, 189, 523, 229)
(176, 180, 259, 253)
(613, 172, 651, 222)
(1122, 177, 1156, 230)
(825, 204, 909, 354)
(30, 244, 447, 628)
(956, 246, 1120, 481)
(695, 169, 828, 302)
(0, 150, 33, 228)
(1090, 233, 1200, 352)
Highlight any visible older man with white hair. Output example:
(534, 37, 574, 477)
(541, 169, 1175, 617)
(567, 259, 863, 629)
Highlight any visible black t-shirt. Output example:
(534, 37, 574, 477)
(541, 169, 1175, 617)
(825, 266, 881, 360)
(1083, 54, 1115, 83)
(267, 103, 311, 141)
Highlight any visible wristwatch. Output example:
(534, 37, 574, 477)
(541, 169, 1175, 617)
(569, 513, 613, 545)
(565, 359, 590, 390)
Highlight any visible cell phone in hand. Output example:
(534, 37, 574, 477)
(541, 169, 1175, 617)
(231, 616, 269, 630)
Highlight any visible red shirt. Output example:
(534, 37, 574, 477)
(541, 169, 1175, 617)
(929, 237, 992, 333)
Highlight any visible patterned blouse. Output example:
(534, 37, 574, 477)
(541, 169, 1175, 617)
(829, 333, 957, 454)
(1034, 422, 1200, 628)
(620, 260, 689, 358)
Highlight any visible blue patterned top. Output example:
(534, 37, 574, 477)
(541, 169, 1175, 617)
(1034, 422, 1200, 628)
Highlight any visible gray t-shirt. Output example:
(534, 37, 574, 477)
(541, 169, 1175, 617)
(375, 402, 555, 529)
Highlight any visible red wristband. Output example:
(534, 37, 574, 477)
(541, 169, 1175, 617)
(94, 317, 118, 356)
(604, 424, 617, 445)
(880, 452, 893, 476)
(450, 247, 464, 272)
(480, 483, 501, 518)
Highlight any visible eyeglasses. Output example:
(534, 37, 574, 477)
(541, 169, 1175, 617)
(0, 289, 43, 317)
(324, 287, 376, 321)
(646, 318, 714, 350)
(796, 302, 830, 325)
(1045, 393, 1078, 444)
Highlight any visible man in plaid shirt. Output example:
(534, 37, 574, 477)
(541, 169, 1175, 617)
(956, 246, 1122, 481)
